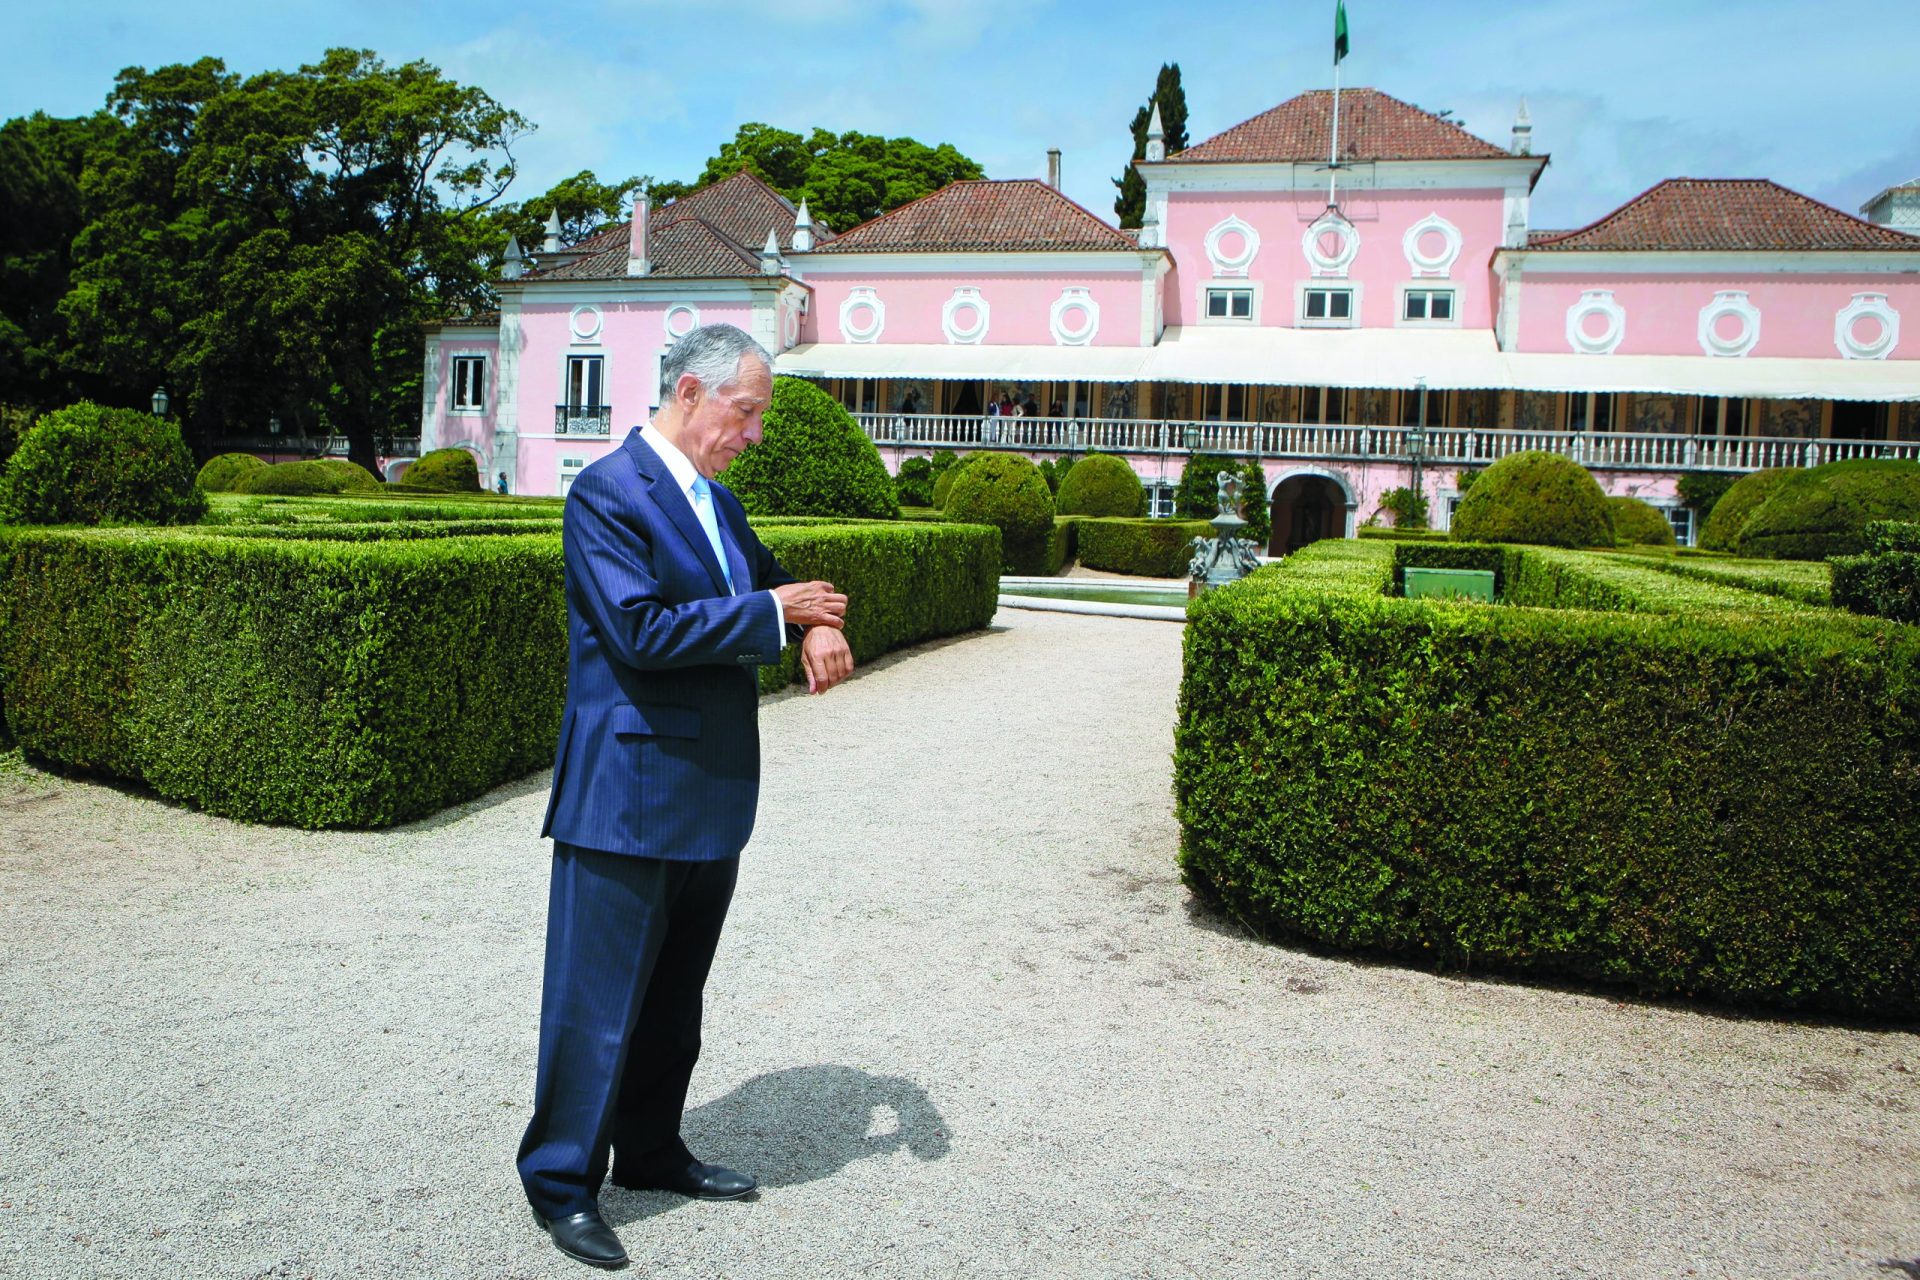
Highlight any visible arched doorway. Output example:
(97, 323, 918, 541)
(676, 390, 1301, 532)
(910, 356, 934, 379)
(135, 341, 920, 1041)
(1268, 473, 1348, 557)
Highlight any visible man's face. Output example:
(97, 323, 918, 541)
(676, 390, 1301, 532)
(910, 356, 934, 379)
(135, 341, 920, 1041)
(677, 356, 772, 478)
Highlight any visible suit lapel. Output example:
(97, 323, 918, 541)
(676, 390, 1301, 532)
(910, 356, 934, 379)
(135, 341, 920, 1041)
(623, 430, 731, 596)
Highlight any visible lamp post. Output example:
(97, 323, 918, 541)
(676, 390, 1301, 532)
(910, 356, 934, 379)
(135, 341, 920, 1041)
(268, 413, 282, 465)
(150, 386, 169, 418)
(1409, 378, 1429, 521)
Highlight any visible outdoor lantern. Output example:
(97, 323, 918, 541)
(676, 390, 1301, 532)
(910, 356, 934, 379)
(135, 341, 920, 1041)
(268, 414, 281, 436)
(150, 386, 169, 417)
(1184, 423, 1201, 450)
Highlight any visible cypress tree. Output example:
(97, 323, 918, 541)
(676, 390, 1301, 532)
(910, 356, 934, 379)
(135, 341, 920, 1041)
(1113, 63, 1189, 229)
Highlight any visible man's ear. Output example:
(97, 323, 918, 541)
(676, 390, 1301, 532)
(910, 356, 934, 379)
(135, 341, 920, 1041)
(675, 373, 704, 412)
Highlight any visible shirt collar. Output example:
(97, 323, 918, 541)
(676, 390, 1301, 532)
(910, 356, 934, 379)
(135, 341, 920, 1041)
(640, 421, 705, 496)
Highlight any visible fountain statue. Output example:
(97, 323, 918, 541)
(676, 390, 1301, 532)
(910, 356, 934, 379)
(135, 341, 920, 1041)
(1187, 471, 1264, 594)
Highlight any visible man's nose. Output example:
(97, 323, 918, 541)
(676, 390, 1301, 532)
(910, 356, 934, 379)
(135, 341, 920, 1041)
(743, 421, 763, 446)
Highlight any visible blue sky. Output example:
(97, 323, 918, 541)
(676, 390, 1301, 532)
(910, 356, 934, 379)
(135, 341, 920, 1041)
(7, 1, 1917, 233)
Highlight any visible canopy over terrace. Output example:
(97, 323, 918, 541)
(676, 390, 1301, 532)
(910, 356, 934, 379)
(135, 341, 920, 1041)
(778, 328, 1920, 402)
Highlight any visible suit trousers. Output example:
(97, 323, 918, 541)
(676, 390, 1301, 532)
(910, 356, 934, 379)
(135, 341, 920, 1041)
(517, 841, 740, 1219)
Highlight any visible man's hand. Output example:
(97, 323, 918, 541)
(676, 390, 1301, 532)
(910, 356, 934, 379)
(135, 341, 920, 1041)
(774, 580, 848, 629)
(800, 625, 854, 694)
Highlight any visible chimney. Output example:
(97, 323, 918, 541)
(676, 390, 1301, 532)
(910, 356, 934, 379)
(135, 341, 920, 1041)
(1511, 99, 1533, 156)
(501, 234, 525, 280)
(792, 198, 814, 252)
(1046, 148, 1062, 189)
(1145, 103, 1166, 163)
(759, 228, 783, 276)
(627, 184, 651, 277)
(542, 208, 562, 254)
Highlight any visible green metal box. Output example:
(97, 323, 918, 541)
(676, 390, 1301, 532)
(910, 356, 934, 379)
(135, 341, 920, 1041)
(1403, 567, 1497, 603)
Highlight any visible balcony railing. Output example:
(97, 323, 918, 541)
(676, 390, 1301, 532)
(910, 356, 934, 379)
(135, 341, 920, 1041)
(215, 433, 421, 458)
(853, 413, 1920, 473)
(555, 405, 613, 436)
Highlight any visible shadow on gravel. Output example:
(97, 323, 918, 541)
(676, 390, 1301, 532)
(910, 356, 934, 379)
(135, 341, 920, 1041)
(605, 1065, 950, 1226)
(1878, 1260, 1920, 1277)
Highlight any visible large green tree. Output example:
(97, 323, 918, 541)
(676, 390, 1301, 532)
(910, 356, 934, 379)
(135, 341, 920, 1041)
(0, 111, 111, 408)
(1113, 63, 1188, 229)
(693, 123, 982, 233)
(58, 49, 528, 472)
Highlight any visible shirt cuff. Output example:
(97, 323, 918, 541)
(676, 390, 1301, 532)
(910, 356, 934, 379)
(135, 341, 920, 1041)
(767, 588, 785, 636)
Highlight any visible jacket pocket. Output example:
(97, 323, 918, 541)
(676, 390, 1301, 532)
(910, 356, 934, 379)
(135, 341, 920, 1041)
(609, 701, 702, 739)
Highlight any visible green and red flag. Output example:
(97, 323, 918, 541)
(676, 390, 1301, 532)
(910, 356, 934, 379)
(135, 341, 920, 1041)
(1334, 0, 1350, 63)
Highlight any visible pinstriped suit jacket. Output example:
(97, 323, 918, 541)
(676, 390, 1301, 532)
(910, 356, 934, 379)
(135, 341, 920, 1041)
(540, 429, 799, 860)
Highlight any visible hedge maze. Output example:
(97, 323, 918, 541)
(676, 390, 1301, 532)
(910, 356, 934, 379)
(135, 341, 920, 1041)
(1176, 538, 1920, 1017)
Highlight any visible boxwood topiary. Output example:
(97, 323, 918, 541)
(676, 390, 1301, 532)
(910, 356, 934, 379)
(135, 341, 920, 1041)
(932, 452, 981, 510)
(894, 456, 935, 508)
(396, 447, 481, 493)
(944, 452, 1055, 573)
(196, 452, 268, 493)
(1735, 459, 1920, 561)
(1450, 450, 1613, 547)
(0, 400, 206, 526)
(720, 377, 899, 519)
(1607, 496, 1677, 548)
(1698, 468, 1792, 552)
(1055, 453, 1144, 517)
(239, 459, 384, 496)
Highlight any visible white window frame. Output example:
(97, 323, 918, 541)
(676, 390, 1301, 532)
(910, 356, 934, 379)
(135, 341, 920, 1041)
(1662, 503, 1694, 547)
(449, 353, 488, 413)
(1296, 282, 1361, 329)
(558, 455, 588, 495)
(1200, 284, 1258, 324)
(1396, 285, 1460, 328)
(564, 353, 606, 409)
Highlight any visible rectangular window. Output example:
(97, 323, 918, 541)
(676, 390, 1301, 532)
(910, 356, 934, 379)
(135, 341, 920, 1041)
(1146, 483, 1177, 518)
(1570, 392, 1616, 434)
(1205, 288, 1254, 320)
(1694, 396, 1746, 437)
(559, 456, 587, 496)
(1666, 506, 1693, 547)
(1302, 288, 1353, 322)
(1307, 386, 1346, 425)
(566, 355, 604, 409)
(451, 356, 487, 410)
(1403, 289, 1455, 322)
(1399, 386, 1445, 428)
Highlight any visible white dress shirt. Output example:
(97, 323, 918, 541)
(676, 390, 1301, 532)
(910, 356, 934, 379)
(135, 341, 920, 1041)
(641, 423, 785, 633)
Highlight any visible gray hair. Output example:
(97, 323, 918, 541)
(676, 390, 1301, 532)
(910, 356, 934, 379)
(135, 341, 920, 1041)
(659, 323, 773, 403)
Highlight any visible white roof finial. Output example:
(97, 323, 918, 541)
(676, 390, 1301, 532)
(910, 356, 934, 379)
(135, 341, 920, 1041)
(1145, 102, 1167, 163)
(1512, 98, 1534, 156)
(792, 198, 815, 252)
(760, 227, 783, 275)
(542, 208, 562, 253)
(501, 234, 525, 280)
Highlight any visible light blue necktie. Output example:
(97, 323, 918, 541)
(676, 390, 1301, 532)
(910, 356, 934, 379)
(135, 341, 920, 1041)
(689, 476, 734, 593)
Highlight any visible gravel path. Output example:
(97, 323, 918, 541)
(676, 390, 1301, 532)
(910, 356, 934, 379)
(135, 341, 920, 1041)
(2, 606, 1916, 1280)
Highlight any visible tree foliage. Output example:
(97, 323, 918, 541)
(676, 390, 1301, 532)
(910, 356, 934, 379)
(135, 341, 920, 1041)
(1113, 63, 1188, 229)
(692, 123, 983, 233)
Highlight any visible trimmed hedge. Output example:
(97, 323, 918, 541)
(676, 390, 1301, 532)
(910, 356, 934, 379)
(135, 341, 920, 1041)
(1698, 468, 1793, 552)
(944, 453, 1055, 574)
(0, 401, 206, 526)
(1831, 520, 1920, 624)
(0, 519, 999, 824)
(1736, 459, 1920, 561)
(894, 456, 935, 507)
(1177, 538, 1920, 1016)
(1607, 496, 1677, 548)
(396, 447, 481, 493)
(1044, 516, 1082, 576)
(1645, 555, 1832, 607)
(203, 492, 562, 526)
(1055, 453, 1145, 517)
(197, 452, 268, 493)
(239, 458, 383, 496)
(931, 452, 980, 509)
(1450, 450, 1613, 547)
(1357, 526, 1448, 543)
(721, 377, 899, 519)
(1076, 518, 1213, 578)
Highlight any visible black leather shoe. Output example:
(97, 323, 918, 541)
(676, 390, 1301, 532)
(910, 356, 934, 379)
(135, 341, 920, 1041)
(533, 1206, 628, 1269)
(611, 1158, 757, 1200)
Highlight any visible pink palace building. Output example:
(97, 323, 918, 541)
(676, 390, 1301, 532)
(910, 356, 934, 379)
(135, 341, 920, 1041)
(419, 88, 1920, 554)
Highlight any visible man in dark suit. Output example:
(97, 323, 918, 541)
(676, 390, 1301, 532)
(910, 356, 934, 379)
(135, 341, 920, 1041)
(519, 323, 853, 1269)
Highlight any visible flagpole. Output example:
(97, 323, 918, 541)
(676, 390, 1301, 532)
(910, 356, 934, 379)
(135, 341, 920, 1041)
(1328, 58, 1341, 208)
(1328, 0, 1343, 209)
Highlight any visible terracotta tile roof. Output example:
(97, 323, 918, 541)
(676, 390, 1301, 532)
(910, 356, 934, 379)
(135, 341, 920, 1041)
(428, 310, 500, 329)
(1529, 178, 1920, 252)
(810, 179, 1138, 253)
(521, 170, 832, 281)
(1170, 88, 1513, 163)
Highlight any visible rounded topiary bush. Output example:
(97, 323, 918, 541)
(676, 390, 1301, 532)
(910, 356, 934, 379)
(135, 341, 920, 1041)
(932, 452, 981, 510)
(1698, 468, 1793, 552)
(720, 377, 898, 518)
(1735, 459, 1920, 560)
(196, 452, 268, 493)
(239, 458, 384, 496)
(1607, 496, 1677, 548)
(396, 447, 481, 493)
(1055, 453, 1145, 517)
(1449, 450, 1613, 547)
(944, 453, 1055, 573)
(894, 456, 935, 508)
(0, 400, 206, 526)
